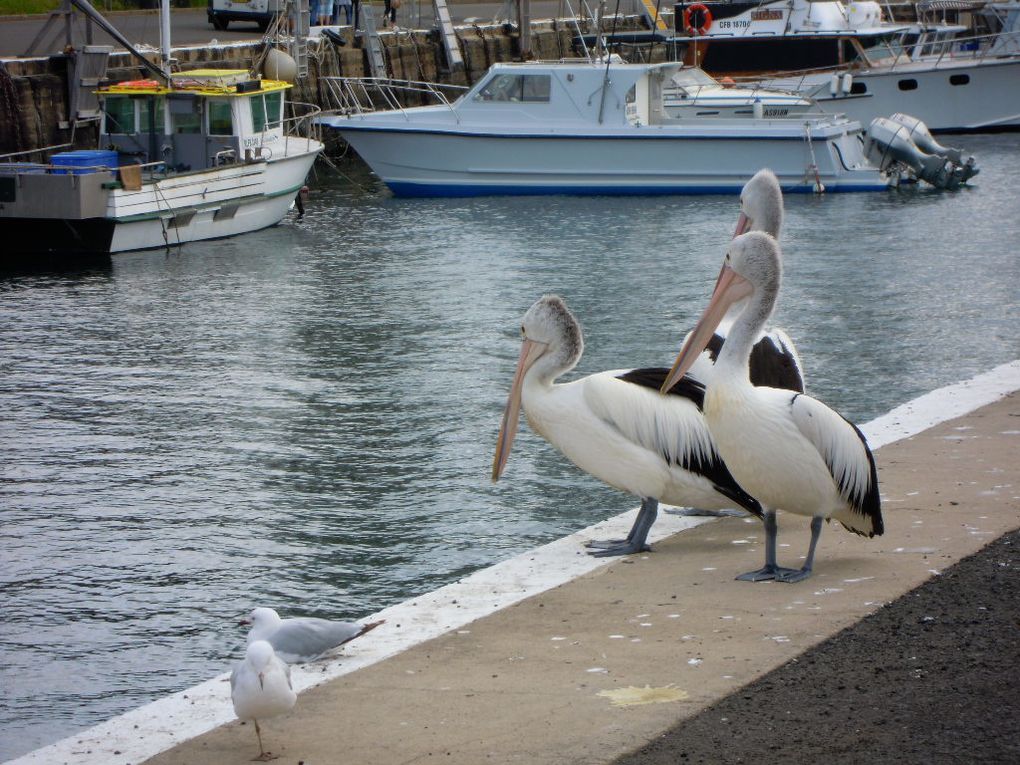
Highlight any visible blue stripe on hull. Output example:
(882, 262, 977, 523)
(385, 181, 891, 198)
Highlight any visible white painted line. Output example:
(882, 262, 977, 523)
(9, 359, 1019, 765)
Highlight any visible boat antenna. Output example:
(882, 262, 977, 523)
(68, 0, 170, 84)
(597, 0, 623, 123)
(159, 0, 172, 77)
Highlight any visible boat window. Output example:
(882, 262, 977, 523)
(251, 92, 283, 132)
(475, 74, 551, 103)
(898, 79, 918, 91)
(949, 74, 970, 86)
(103, 96, 135, 134)
(169, 97, 201, 134)
(138, 97, 165, 133)
(850, 82, 868, 95)
(252, 95, 267, 132)
(208, 99, 234, 136)
(670, 68, 715, 87)
(265, 91, 283, 127)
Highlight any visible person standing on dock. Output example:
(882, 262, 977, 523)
(335, 0, 353, 25)
(383, 0, 398, 28)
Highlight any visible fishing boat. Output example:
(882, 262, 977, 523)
(318, 59, 976, 197)
(0, 2, 323, 256)
(670, 0, 1020, 132)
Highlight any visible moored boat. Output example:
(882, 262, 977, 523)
(318, 59, 976, 197)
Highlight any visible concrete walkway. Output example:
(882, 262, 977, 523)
(133, 387, 1019, 764)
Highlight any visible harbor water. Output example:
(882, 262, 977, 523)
(1, 134, 1018, 761)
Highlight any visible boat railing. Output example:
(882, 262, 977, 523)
(0, 143, 73, 163)
(873, 27, 1020, 69)
(282, 100, 324, 151)
(320, 77, 469, 122)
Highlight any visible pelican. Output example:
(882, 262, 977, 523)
(701, 168, 803, 392)
(492, 294, 763, 558)
(661, 232, 883, 582)
(231, 640, 297, 761)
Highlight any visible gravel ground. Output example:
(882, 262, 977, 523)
(614, 528, 1020, 765)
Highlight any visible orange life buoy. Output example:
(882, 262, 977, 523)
(683, 3, 713, 36)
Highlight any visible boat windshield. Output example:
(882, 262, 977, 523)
(669, 68, 717, 88)
(474, 73, 552, 103)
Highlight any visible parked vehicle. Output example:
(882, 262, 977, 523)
(207, 0, 284, 32)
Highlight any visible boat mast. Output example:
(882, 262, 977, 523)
(160, 0, 172, 77)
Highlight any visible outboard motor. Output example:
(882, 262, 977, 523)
(886, 113, 979, 183)
(865, 116, 979, 190)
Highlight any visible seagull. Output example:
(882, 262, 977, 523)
(231, 640, 297, 761)
(492, 294, 764, 557)
(660, 231, 883, 582)
(240, 607, 384, 663)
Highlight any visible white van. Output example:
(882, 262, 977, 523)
(207, 0, 285, 32)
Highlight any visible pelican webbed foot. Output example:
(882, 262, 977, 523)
(587, 540, 653, 557)
(774, 566, 813, 583)
(735, 563, 801, 582)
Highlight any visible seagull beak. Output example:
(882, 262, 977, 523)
(661, 263, 754, 393)
(492, 337, 548, 482)
(733, 211, 752, 238)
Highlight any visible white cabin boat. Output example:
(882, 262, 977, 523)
(319, 60, 975, 197)
(0, 69, 323, 256)
(671, 0, 1020, 132)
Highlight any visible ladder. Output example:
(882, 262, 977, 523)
(433, 0, 464, 71)
(638, 0, 669, 32)
(288, 0, 310, 79)
(360, 5, 388, 78)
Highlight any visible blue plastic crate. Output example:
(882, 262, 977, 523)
(51, 150, 119, 175)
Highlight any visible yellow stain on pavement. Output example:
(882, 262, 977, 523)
(597, 685, 689, 707)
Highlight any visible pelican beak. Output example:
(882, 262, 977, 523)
(661, 263, 754, 394)
(492, 337, 548, 482)
(733, 211, 752, 238)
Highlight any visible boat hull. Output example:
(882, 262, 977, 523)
(332, 125, 888, 197)
(802, 58, 1020, 133)
(1, 143, 321, 256)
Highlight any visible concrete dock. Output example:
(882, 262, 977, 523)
(13, 362, 1019, 765)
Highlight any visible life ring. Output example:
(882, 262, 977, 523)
(683, 4, 713, 36)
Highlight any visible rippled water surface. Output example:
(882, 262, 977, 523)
(1, 135, 1018, 760)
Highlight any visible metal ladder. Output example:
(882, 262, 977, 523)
(288, 0, 310, 79)
(361, 5, 388, 78)
(433, 0, 464, 71)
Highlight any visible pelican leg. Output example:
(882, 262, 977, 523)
(775, 516, 823, 583)
(586, 497, 657, 556)
(736, 509, 800, 582)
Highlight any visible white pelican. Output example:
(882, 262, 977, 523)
(660, 232, 883, 582)
(240, 607, 384, 663)
(700, 168, 804, 392)
(492, 294, 764, 558)
(231, 640, 297, 761)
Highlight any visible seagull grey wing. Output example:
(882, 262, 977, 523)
(269, 618, 364, 662)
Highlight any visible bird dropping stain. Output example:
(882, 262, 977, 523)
(596, 685, 689, 707)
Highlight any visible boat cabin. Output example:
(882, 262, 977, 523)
(99, 69, 292, 173)
(455, 61, 687, 128)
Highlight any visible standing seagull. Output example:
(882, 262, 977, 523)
(241, 607, 384, 663)
(660, 232, 883, 582)
(492, 294, 764, 558)
(231, 640, 297, 761)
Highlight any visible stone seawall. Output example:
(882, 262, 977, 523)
(0, 16, 656, 157)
